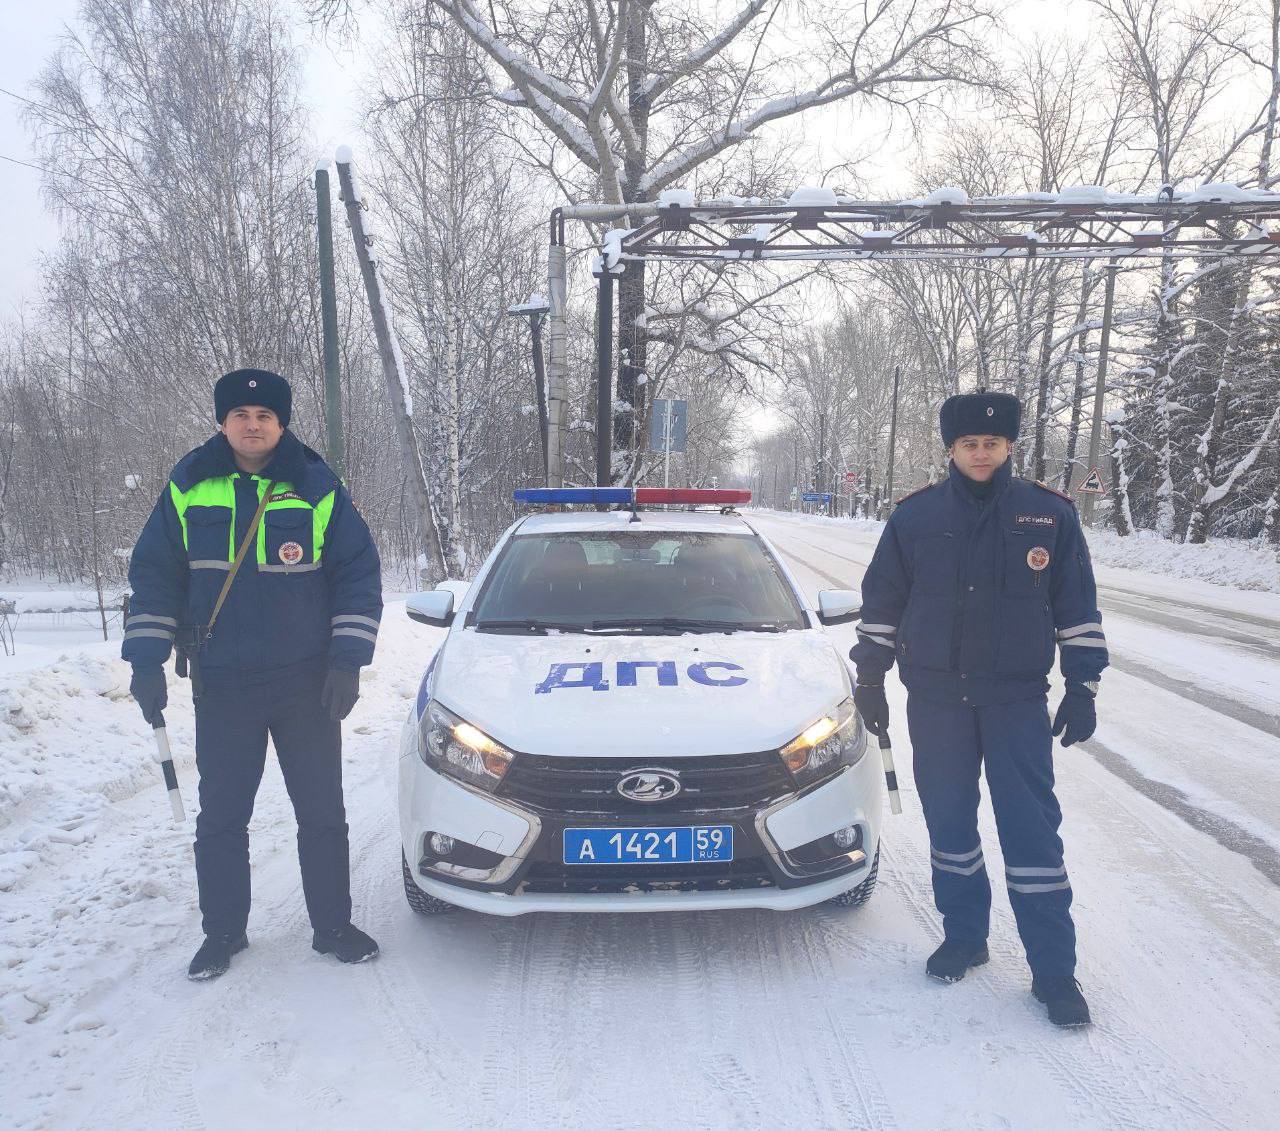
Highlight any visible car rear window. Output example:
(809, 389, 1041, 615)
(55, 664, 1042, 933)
(469, 530, 806, 631)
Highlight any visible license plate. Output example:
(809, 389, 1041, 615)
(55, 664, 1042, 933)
(563, 825, 734, 865)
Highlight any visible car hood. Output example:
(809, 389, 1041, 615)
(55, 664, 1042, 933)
(430, 628, 850, 758)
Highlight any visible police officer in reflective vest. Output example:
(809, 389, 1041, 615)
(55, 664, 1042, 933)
(850, 391, 1107, 1027)
(123, 369, 383, 980)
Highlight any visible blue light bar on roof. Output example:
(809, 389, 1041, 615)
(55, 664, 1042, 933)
(514, 487, 634, 505)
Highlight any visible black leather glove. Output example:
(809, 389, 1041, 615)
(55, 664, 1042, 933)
(321, 666, 360, 721)
(130, 665, 167, 727)
(1052, 684, 1097, 747)
(854, 681, 890, 738)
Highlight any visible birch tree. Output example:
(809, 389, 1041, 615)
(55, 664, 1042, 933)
(361, 6, 547, 558)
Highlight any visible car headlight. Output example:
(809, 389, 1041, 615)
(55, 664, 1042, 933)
(778, 697, 865, 788)
(419, 700, 514, 793)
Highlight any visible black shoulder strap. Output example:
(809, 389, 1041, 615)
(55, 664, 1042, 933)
(204, 480, 276, 644)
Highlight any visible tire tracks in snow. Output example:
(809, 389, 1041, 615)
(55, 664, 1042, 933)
(476, 911, 596, 1128)
(879, 838, 1231, 1130)
(348, 833, 470, 1127)
(772, 912, 899, 1129)
(469, 904, 905, 1130)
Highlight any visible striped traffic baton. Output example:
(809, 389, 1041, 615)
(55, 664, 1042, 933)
(151, 711, 186, 825)
(879, 731, 903, 815)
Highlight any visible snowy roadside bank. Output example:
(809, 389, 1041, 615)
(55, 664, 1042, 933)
(0, 649, 187, 887)
(751, 507, 1280, 597)
(0, 644, 201, 1037)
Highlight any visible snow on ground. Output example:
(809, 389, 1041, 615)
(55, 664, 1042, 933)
(1085, 527, 1280, 594)
(1, 535, 1278, 1128)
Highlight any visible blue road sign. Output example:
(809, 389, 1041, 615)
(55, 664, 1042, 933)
(649, 399, 688, 453)
(801, 492, 832, 503)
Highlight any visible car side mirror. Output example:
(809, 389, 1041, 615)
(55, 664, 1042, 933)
(434, 579, 470, 604)
(406, 590, 455, 628)
(816, 590, 860, 626)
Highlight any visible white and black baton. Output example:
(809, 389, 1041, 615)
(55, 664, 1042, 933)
(151, 711, 186, 825)
(878, 731, 903, 815)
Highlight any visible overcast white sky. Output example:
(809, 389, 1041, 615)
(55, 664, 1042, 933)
(0, 0, 368, 317)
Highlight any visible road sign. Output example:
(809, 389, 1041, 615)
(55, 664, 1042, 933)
(843, 471, 857, 484)
(789, 486, 799, 500)
(649, 399, 688, 453)
(1077, 467, 1107, 495)
(801, 492, 832, 503)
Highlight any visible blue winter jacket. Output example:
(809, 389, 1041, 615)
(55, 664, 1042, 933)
(849, 460, 1108, 705)
(122, 430, 382, 677)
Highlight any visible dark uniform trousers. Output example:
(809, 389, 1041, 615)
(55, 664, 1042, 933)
(907, 693, 1075, 978)
(193, 661, 351, 938)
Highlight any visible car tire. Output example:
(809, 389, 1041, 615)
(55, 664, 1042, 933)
(825, 843, 880, 908)
(402, 850, 459, 915)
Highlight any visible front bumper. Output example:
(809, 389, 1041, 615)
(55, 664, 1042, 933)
(397, 720, 884, 916)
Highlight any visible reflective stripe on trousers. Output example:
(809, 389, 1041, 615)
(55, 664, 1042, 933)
(906, 694, 1076, 978)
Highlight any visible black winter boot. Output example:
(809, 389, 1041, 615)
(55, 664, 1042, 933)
(1032, 976, 1092, 1028)
(312, 922, 380, 964)
(188, 933, 248, 981)
(926, 938, 990, 983)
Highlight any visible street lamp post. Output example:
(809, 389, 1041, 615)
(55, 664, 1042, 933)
(508, 295, 552, 485)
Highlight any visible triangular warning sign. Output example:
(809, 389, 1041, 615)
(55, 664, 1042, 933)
(1076, 467, 1107, 495)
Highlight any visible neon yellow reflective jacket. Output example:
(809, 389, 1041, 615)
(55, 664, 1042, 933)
(122, 431, 382, 674)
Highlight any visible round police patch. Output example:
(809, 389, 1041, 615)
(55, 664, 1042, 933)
(279, 541, 304, 565)
(1027, 546, 1050, 571)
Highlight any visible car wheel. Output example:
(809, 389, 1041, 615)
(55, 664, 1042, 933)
(825, 843, 880, 908)
(402, 850, 459, 915)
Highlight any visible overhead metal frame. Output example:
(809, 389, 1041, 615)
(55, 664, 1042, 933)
(554, 191, 1280, 490)
(605, 194, 1280, 266)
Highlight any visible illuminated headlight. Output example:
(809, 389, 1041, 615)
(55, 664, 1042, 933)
(419, 700, 515, 793)
(778, 697, 865, 788)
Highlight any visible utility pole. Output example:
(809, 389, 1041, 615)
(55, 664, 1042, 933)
(334, 148, 448, 579)
(882, 365, 901, 518)
(547, 211, 567, 487)
(1081, 260, 1120, 526)
(594, 266, 614, 488)
(816, 411, 827, 498)
(315, 161, 345, 481)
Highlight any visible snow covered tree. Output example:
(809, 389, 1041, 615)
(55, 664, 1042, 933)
(360, 7, 549, 560)
(318, 0, 999, 476)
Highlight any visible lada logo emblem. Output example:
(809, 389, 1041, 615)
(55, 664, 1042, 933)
(616, 768, 682, 803)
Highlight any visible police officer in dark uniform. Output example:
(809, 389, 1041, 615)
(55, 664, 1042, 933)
(123, 369, 383, 980)
(850, 391, 1106, 1027)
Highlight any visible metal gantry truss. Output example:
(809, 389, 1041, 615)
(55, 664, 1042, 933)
(539, 188, 1280, 491)
(601, 189, 1280, 268)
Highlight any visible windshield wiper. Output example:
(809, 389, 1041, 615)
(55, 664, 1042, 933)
(586, 617, 785, 634)
(474, 618, 588, 634)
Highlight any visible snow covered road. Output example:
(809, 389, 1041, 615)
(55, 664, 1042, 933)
(3, 520, 1279, 1129)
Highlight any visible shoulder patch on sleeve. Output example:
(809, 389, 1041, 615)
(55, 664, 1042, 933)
(1034, 480, 1076, 506)
(895, 482, 935, 506)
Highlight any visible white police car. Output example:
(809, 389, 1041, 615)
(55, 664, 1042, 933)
(397, 487, 883, 915)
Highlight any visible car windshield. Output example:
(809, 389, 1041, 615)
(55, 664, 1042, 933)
(470, 530, 806, 633)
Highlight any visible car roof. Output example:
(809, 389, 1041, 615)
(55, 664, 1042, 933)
(512, 509, 757, 536)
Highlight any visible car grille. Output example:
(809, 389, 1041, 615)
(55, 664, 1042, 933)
(518, 858, 775, 894)
(499, 750, 792, 814)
